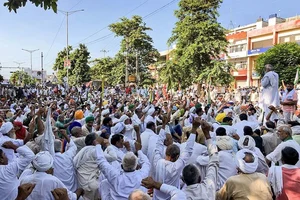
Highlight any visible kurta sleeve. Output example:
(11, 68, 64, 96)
(153, 129, 167, 168)
(137, 150, 151, 178)
(8, 145, 34, 175)
(160, 184, 186, 200)
(95, 144, 119, 182)
(200, 139, 219, 200)
(64, 139, 77, 158)
(261, 75, 270, 88)
(174, 134, 195, 171)
(266, 142, 284, 163)
(104, 146, 118, 162)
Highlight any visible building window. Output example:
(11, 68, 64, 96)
(235, 61, 247, 70)
(295, 35, 300, 41)
(252, 39, 273, 49)
(284, 37, 290, 42)
(228, 44, 246, 53)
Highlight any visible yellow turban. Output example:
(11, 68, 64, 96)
(215, 113, 226, 123)
(74, 110, 84, 120)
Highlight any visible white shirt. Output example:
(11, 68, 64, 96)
(96, 144, 151, 200)
(53, 140, 78, 192)
(0, 146, 34, 200)
(141, 128, 156, 155)
(180, 142, 207, 165)
(104, 145, 125, 171)
(15, 115, 26, 123)
(0, 135, 24, 163)
(153, 129, 195, 200)
(266, 139, 300, 167)
(161, 183, 187, 200)
(20, 171, 77, 200)
(217, 150, 237, 190)
(232, 120, 259, 138)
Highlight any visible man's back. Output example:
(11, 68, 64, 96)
(217, 173, 272, 200)
(20, 172, 76, 200)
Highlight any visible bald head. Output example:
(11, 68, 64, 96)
(128, 190, 151, 200)
(265, 64, 273, 72)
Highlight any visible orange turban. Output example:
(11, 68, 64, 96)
(75, 110, 84, 120)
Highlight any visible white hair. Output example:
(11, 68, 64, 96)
(280, 125, 292, 136)
(128, 189, 151, 200)
(122, 152, 138, 172)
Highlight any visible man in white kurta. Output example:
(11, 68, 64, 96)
(260, 64, 280, 122)
(140, 122, 156, 156)
(0, 143, 34, 200)
(96, 143, 151, 200)
(153, 127, 195, 200)
(73, 145, 100, 200)
(20, 151, 79, 200)
(53, 139, 78, 192)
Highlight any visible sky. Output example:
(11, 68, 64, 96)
(0, 0, 299, 79)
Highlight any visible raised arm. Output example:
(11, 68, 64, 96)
(95, 139, 119, 182)
(135, 142, 151, 178)
(153, 116, 169, 167)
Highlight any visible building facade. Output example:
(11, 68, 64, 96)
(227, 14, 300, 88)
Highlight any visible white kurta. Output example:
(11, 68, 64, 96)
(73, 146, 100, 200)
(261, 131, 281, 155)
(160, 184, 187, 200)
(141, 128, 157, 155)
(53, 139, 78, 192)
(0, 135, 24, 163)
(260, 71, 280, 118)
(0, 146, 34, 200)
(153, 129, 195, 200)
(104, 145, 125, 171)
(180, 142, 207, 165)
(183, 139, 219, 200)
(96, 144, 151, 200)
(217, 150, 237, 190)
(20, 171, 77, 200)
(232, 120, 260, 138)
(266, 140, 300, 167)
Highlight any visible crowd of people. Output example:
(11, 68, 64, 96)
(0, 64, 300, 200)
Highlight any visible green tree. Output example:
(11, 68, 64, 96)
(4, 0, 58, 13)
(90, 57, 116, 85)
(52, 44, 91, 86)
(0, 74, 4, 83)
(255, 42, 300, 83)
(9, 70, 35, 86)
(69, 44, 91, 86)
(199, 60, 234, 86)
(109, 15, 159, 85)
(167, 0, 228, 88)
(4, 0, 57, 13)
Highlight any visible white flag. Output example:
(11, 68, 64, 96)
(294, 68, 299, 85)
(42, 108, 55, 156)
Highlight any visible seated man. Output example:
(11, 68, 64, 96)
(96, 138, 150, 200)
(217, 149, 272, 200)
(0, 142, 34, 200)
(268, 147, 300, 200)
(20, 151, 83, 200)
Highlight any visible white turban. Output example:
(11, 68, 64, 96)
(189, 107, 196, 114)
(235, 149, 258, 174)
(147, 107, 155, 116)
(0, 122, 14, 135)
(114, 122, 125, 134)
(216, 136, 233, 150)
(32, 151, 54, 172)
(224, 108, 233, 115)
(119, 115, 129, 123)
(101, 109, 110, 116)
(238, 136, 256, 151)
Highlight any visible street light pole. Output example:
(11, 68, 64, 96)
(58, 9, 84, 86)
(22, 49, 39, 79)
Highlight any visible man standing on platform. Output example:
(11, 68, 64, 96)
(260, 64, 280, 123)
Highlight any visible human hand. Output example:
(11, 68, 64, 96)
(2, 141, 17, 150)
(51, 188, 69, 200)
(16, 183, 36, 200)
(133, 125, 140, 134)
(134, 142, 142, 152)
(141, 177, 162, 190)
(123, 141, 131, 151)
(93, 137, 105, 146)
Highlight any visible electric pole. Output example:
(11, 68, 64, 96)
(41, 52, 44, 84)
(125, 38, 129, 87)
(100, 50, 109, 58)
(58, 9, 84, 86)
(136, 51, 139, 85)
(22, 49, 39, 79)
